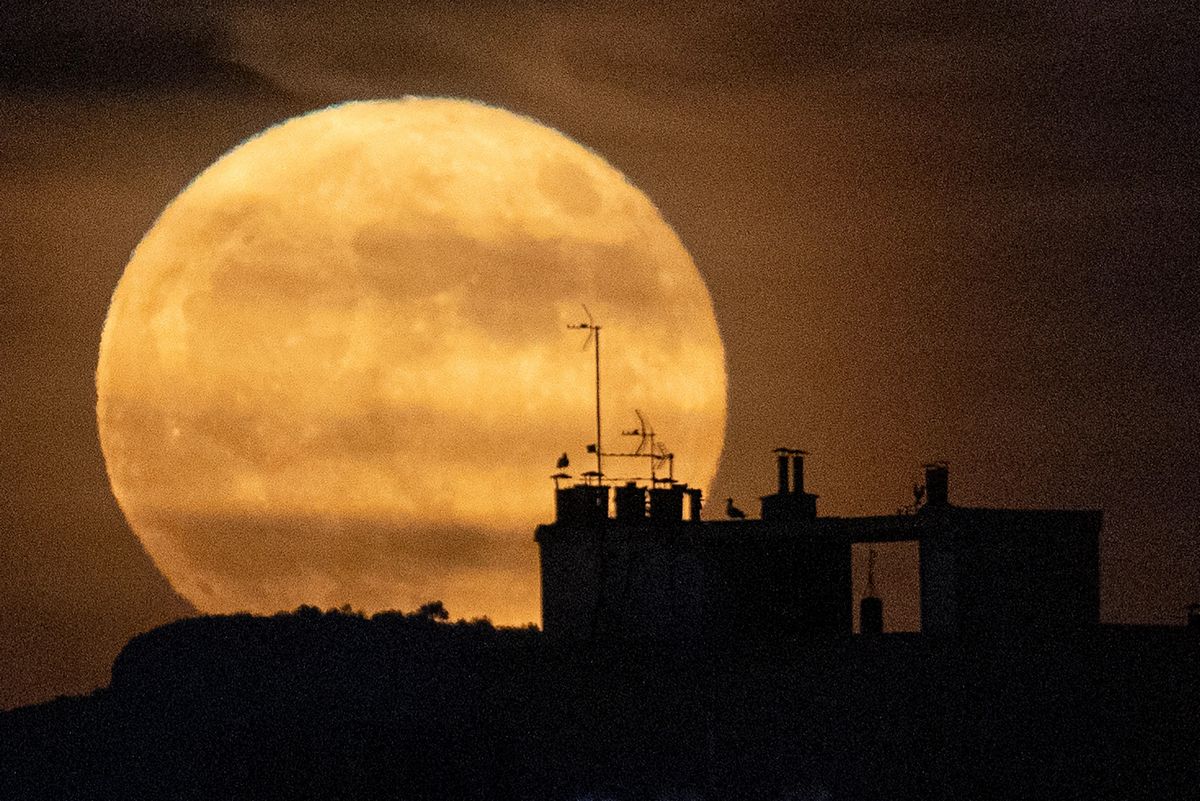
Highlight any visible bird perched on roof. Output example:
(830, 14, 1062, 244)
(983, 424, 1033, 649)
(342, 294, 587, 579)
(556, 452, 570, 469)
(726, 498, 745, 519)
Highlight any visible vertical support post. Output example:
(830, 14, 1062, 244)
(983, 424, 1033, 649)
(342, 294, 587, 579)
(569, 308, 603, 486)
(861, 548, 884, 634)
(594, 327, 602, 482)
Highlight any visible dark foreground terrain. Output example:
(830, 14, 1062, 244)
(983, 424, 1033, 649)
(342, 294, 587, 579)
(2, 607, 1197, 800)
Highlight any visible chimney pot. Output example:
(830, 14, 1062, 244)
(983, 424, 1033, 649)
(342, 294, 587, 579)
(925, 463, 949, 507)
(791, 453, 805, 494)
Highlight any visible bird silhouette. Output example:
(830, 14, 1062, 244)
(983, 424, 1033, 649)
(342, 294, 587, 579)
(556, 453, 570, 469)
(726, 498, 746, 519)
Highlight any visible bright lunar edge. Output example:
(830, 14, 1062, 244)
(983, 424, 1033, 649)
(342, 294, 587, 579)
(97, 98, 726, 625)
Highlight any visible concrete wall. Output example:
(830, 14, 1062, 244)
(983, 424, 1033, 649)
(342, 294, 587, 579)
(920, 508, 1101, 639)
(539, 520, 853, 646)
(537, 523, 703, 645)
(540, 506, 1101, 647)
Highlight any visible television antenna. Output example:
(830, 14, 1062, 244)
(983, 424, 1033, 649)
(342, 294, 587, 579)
(617, 409, 675, 484)
(568, 305, 603, 483)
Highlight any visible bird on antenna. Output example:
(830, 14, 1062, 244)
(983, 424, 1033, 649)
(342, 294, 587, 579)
(556, 453, 570, 469)
(726, 498, 746, 519)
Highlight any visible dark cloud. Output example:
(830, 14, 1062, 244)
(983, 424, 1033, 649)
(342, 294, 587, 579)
(547, 1, 1036, 89)
(224, 1, 1198, 189)
(0, 0, 278, 95)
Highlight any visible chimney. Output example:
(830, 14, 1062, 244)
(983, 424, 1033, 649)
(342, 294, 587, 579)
(776, 451, 790, 495)
(791, 452, 805, 495)
(925, 462, 949, 507)
(686, 487, 703, 522)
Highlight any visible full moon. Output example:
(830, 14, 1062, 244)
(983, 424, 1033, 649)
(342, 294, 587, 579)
(97, 98, 726, 624)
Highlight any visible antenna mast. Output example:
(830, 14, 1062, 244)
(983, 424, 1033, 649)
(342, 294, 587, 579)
(568, 306, 603, 483)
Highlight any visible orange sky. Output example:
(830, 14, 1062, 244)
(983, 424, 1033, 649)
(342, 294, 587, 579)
(2, 0, 1198, 708)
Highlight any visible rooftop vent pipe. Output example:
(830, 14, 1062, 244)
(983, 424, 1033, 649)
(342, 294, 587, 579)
(924, 462, 949, 507)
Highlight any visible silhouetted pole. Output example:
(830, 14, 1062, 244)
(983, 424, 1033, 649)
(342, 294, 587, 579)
(861, 548, 884, 634)
(569, 308, 610, 643)
(593, 325, 602, 482)
(569, 308, 603, 484)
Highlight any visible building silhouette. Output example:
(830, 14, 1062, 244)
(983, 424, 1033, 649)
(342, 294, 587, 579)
(538, 452, 1101, 647)
(3, 445, 1195, 801)
(533, 449, 1197, 798)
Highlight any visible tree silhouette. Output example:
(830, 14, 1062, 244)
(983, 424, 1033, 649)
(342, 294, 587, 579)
(414, 600, 450, 621)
